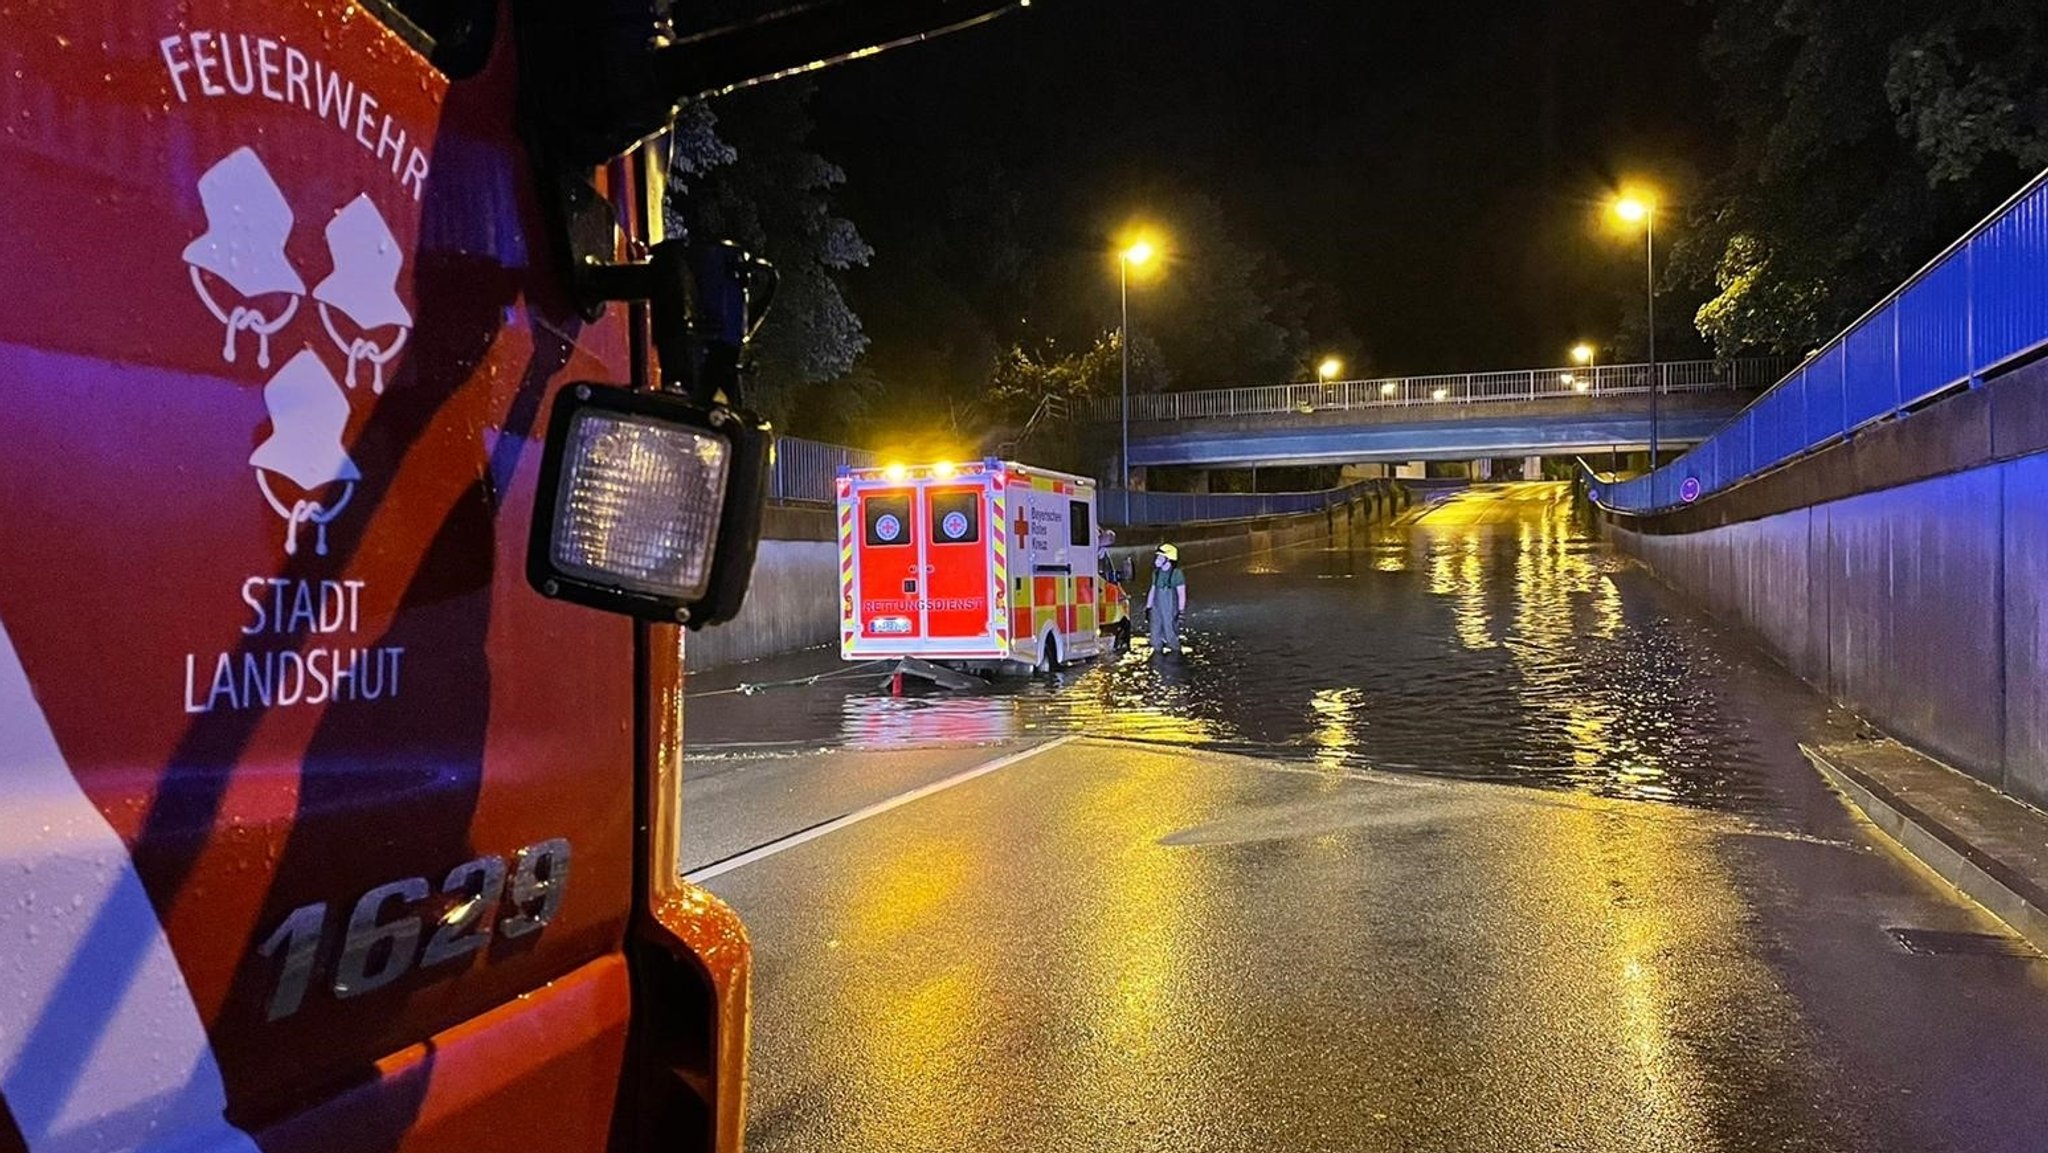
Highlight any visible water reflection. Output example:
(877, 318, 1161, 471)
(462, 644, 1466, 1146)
(701, 483, 1813, 814)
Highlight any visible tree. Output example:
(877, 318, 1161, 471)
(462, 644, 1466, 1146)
(667, 84, 872, 432)
(1887, 4, 2048, 185)
(1678, 0, 2046, 359)
(1018, 190, 1326, 391)
(985, 329, 1168, 422)
(831, 147, 1039, 448)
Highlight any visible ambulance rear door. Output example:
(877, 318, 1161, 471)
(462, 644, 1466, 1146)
(921, 478, 998, 652)
(853, 481, 921, 651)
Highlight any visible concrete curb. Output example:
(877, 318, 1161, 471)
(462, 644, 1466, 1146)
(1803, 743, 2048, 955)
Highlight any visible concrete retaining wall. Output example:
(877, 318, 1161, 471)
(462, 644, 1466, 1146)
(1608, 451, 2048, 807)
(681, 536, 842, 671)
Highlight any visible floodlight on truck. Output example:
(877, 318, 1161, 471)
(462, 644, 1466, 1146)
(528, 383, 771, 627)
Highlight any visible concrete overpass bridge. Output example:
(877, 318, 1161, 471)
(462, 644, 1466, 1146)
(1082, 358, 1785, 476)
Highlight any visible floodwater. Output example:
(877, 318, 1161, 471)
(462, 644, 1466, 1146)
(686, 482, 1848, 815)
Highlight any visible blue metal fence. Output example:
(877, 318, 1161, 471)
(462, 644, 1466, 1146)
(1591, 169, 2048, 513)
(770, 436, 875, 504)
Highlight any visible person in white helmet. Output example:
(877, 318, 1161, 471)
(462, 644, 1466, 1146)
(1147, 543, 1187, 656)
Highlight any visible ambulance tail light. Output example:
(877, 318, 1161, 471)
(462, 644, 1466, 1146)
(528, 383, 771, 628)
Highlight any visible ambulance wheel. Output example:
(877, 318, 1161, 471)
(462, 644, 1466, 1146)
(1037, 633, 1064, 676)
(1114, 619, 1133, 651)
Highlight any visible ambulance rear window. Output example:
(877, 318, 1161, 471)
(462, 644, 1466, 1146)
(1069, 500, 1090, 547)
(930, 492, 980, 545)
(865, 495, 911, 547)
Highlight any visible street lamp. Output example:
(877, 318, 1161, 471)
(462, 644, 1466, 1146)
(1571, 342, 1595, 391)
(1611, 192, 1658, 475)
(1119, 238, 1157, 523)
(1317, 356, 1343, 382)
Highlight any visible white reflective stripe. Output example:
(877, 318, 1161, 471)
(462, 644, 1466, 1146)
(0, 617, 261, 1153)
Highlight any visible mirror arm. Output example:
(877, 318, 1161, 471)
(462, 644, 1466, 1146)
(659, 0, 1021, 102)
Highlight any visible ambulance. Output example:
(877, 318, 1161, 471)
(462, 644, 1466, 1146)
(838, 461, 1132, 673)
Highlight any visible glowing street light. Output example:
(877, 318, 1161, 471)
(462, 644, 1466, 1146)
(1569, 344, 1596, 393)
(1119, 235, 1161, 522)
(1317, 357, 1344, 382)
(1611, 189, 1660, 472)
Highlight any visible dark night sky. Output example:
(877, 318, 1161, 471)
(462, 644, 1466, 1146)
(809, 0, 1728, 381)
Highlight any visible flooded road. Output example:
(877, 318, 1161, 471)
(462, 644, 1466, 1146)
(689, 482, 1847, 817)
(690, 483, 2048, 1153)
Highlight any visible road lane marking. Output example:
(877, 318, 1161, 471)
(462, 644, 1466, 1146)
(685, 737, 1076, 883)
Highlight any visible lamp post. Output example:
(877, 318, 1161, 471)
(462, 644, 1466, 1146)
(1317, 356, 1343, 383)
(1119, 239, 1154, 524)
(1613, 194, 1658, 480)
(1571, 342, 1594, 392)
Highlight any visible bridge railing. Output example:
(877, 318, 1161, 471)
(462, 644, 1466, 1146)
(773, 434, 1372, 526)
(1591, 167, 2048, 514)
(1078, 357, 1787, 424)
(1100, 482, 1377, 526)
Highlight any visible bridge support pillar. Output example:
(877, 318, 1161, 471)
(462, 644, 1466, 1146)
(1472, 458, 1493, 481)
(1523, 455, 1543, 481)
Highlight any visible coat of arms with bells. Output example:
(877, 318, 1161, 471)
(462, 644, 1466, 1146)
(181, 146, 415, 557)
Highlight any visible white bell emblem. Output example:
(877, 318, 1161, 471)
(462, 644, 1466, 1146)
(182, 147, 305, 369)
(314, 194, 413, 394)
(249, 349, 361, 557)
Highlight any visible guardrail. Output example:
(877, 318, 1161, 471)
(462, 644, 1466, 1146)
(1590, 168, 2048, 514)
(1100, 482, 1376, 526)
(1077, 358, 1787, 424)
(770, 436, 875, 504)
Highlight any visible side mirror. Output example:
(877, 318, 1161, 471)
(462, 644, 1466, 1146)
(517, 0, 1021, 627)
(527, 241, 777, 629)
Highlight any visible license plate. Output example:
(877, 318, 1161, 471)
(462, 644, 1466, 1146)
(870, 617, 913, 635)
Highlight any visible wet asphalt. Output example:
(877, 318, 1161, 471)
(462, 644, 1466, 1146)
(685, 483, 2048, 1152)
